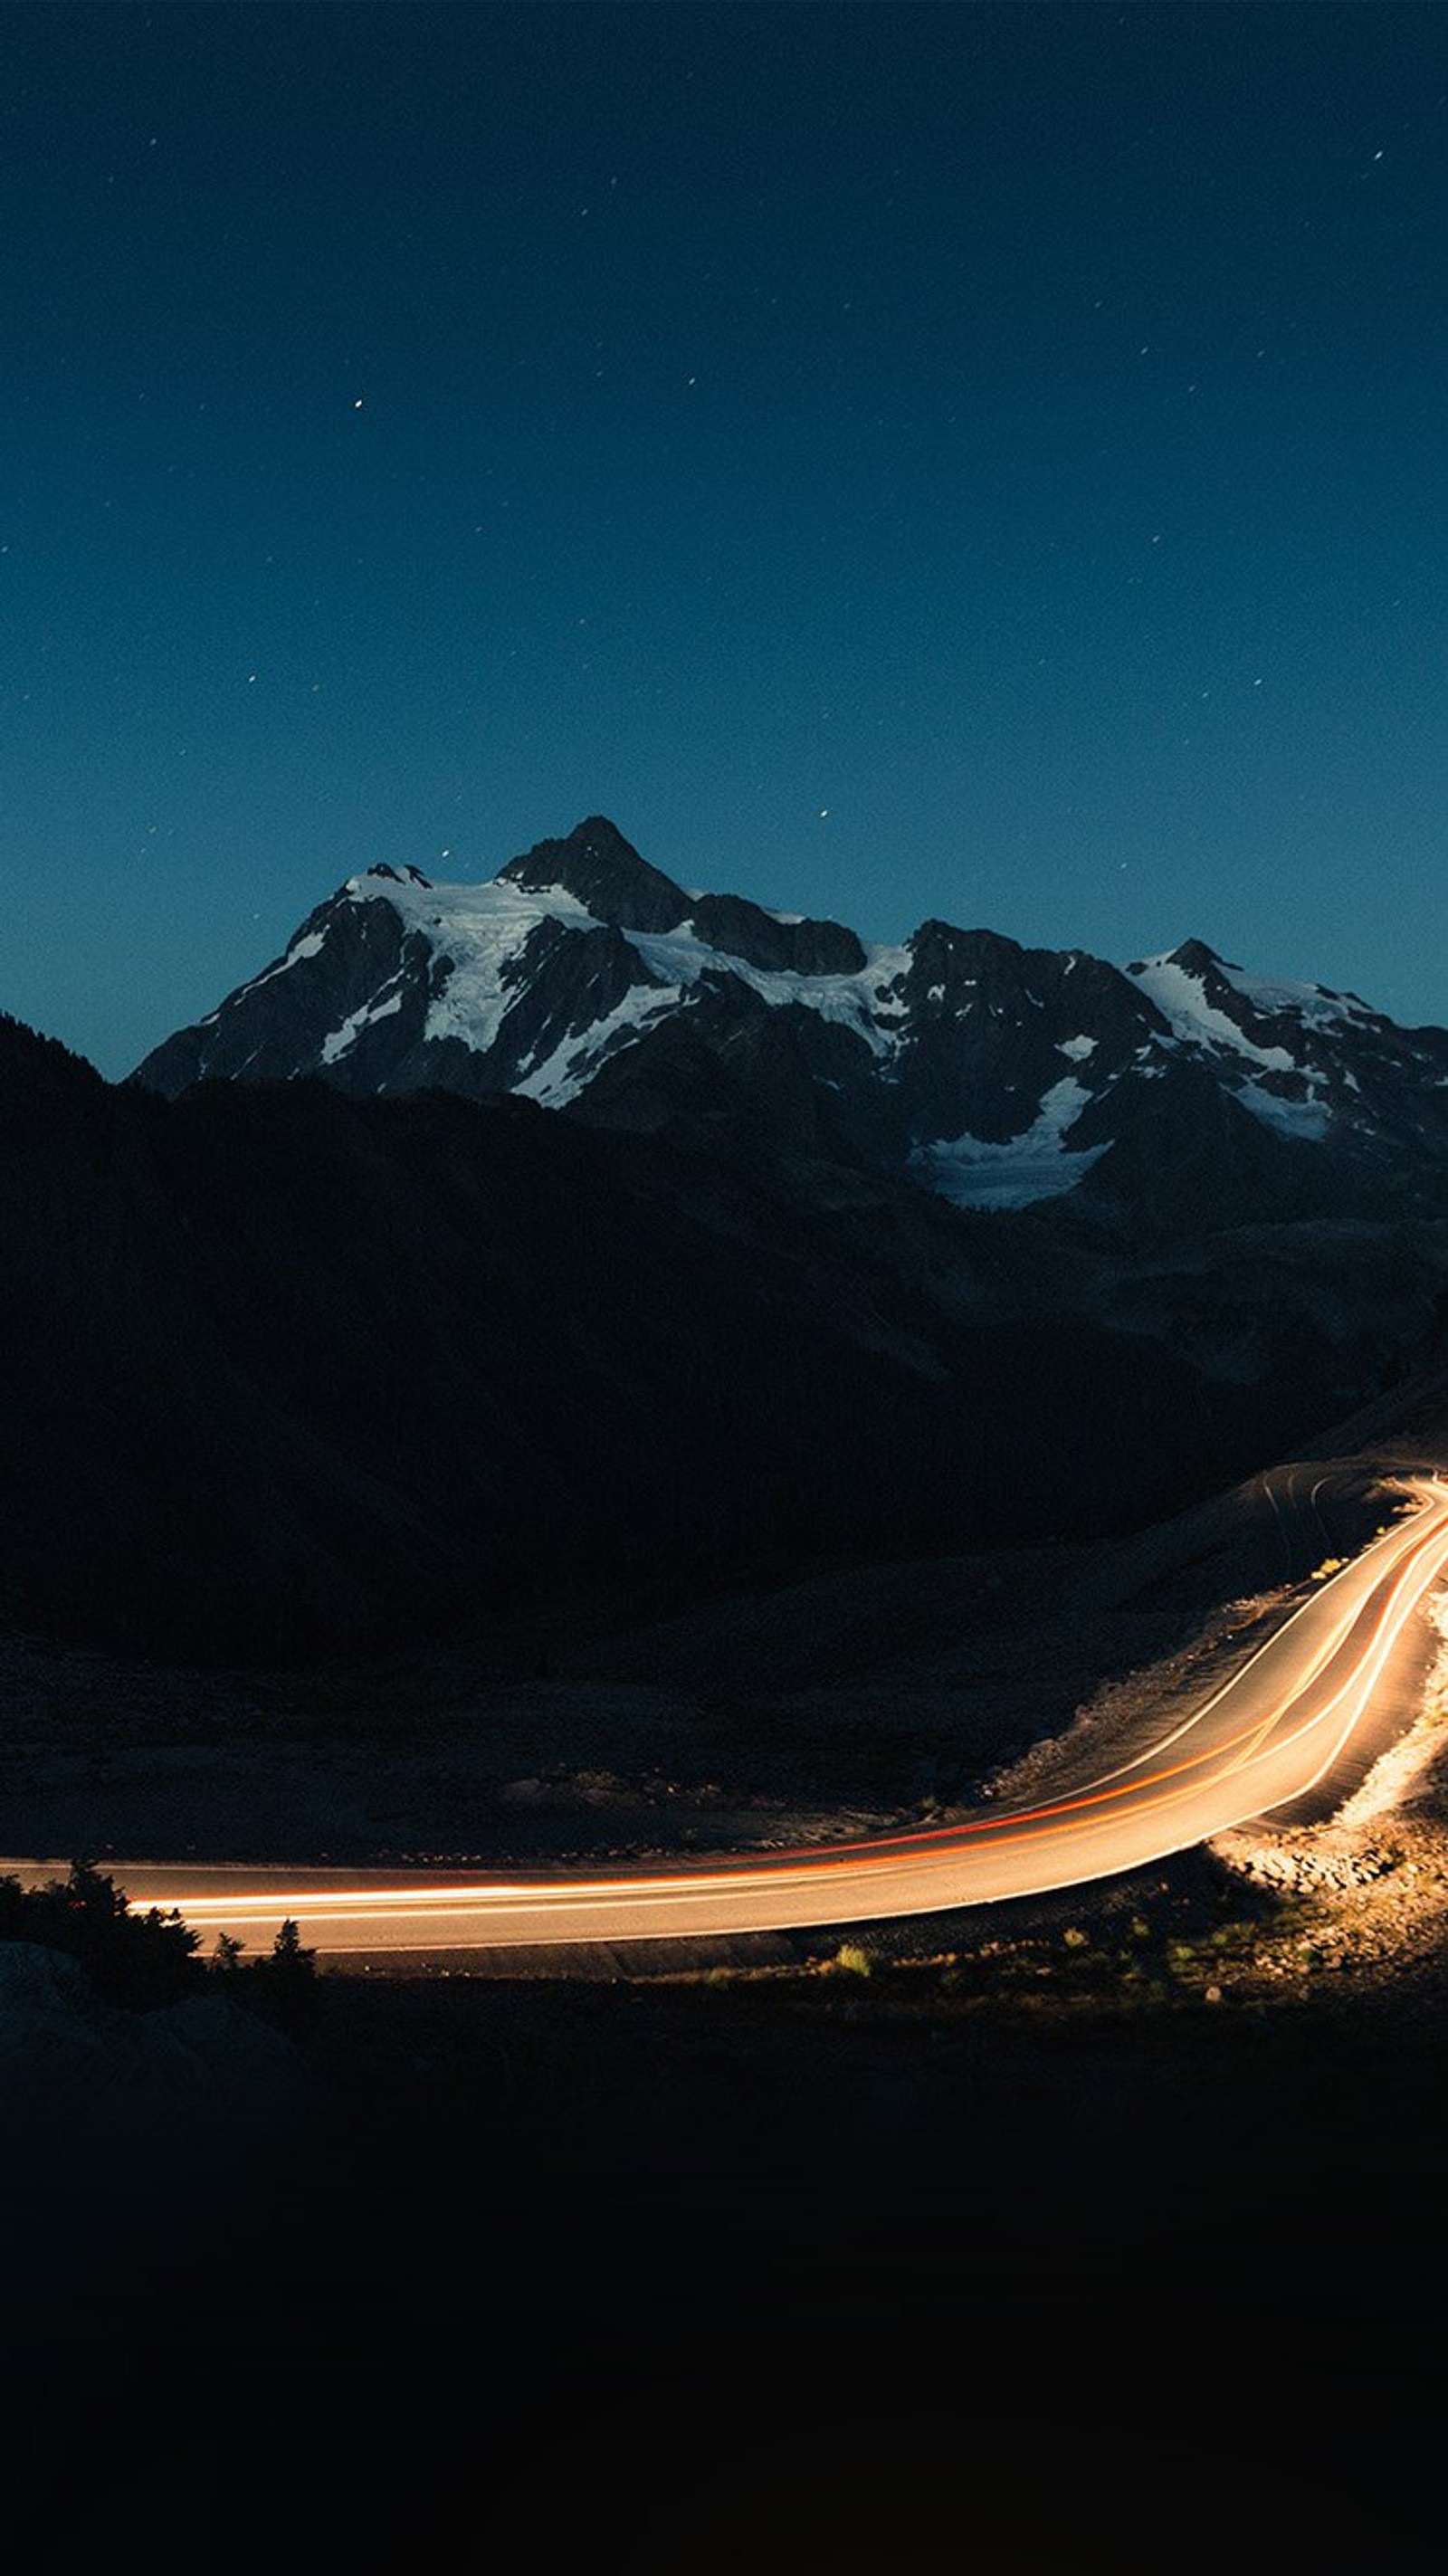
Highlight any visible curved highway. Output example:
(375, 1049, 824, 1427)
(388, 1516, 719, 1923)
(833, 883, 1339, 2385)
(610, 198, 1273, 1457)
(41, 1470, 1446, 1961)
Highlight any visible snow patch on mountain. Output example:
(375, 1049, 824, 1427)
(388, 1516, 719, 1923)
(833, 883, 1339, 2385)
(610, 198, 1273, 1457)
(629, 924, 914, 1054)
(1213, 957, 1376, 1031)
(1235, 1082, 1333, 1141)
(516, 982, 690, 1107)
(910, 1076, 1110, 1210)
(348, 867, 598, 1057)
(1127, 955, 1298, 1071)
(340, 860, 920, 1068)
(322, 983, 405, 1065)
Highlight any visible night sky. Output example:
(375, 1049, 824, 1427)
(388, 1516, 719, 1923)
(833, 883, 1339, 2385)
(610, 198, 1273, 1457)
(5, 0, 1447, 1079)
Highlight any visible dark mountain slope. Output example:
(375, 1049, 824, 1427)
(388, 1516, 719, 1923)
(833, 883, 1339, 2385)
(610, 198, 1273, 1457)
(131, 816, 1448, 1242)
(8, 1008, 1442, 1664)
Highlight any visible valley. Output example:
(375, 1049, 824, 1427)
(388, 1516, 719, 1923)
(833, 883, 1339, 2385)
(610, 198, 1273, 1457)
(6, 820, 1448, 2568)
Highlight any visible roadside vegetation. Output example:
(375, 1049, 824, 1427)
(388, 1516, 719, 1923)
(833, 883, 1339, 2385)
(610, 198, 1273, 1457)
(680, 1858, 1320, 2026)
(0, 1857, 319, 2027)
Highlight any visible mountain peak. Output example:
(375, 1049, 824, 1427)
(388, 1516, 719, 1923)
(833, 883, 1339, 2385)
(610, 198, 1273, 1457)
(570, 813, 633, 847)
(124, 819, 1448, 1240)
(498, 816, 690, 934)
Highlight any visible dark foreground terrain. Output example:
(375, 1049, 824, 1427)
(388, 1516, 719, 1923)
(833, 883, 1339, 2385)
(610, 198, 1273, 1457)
(4, 1842, 1447, 2575)
(7, 1004, 1448, 1673)
(6, 1387, 1448, 2568)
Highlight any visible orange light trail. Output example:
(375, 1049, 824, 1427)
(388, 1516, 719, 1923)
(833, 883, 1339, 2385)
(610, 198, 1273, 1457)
(82, 1474, 1446, 1951)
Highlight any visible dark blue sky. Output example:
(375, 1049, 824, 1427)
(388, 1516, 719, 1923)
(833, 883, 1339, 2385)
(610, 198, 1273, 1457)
(5, 0, 1447, 1076)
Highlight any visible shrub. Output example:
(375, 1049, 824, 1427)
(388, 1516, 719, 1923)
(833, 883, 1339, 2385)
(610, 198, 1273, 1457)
(0, 1863, 320, 2026)
(833, 1942, 874, 1978)
(0, 1858, 202, 2008)
(240, 1916, 321, 2031)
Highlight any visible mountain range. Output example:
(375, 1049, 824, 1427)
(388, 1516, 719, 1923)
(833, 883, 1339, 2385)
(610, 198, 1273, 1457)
(5, 816, 1448, 1665)
(135, 815, 1448, 1238)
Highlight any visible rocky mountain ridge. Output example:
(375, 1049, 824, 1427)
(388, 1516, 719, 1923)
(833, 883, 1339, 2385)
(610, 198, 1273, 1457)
(133, 816, 1448, 1237)
(8, 997, 1448, 1665)
(9, 818, 1448, 1665)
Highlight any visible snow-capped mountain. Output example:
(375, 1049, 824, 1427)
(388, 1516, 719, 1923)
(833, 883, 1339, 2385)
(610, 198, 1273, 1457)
(132, 816, 1448, 1229)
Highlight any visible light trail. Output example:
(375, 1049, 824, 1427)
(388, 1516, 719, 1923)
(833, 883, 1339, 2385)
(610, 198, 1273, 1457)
(7, 1474, 1447, 1960)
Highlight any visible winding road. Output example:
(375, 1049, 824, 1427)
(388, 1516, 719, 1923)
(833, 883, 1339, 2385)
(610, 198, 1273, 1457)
(23, 1470, 1444, 1963)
